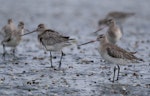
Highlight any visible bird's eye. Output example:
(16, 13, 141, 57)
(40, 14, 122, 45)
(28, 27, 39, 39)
(108, 19, 113, 23)
(99, 34, 104, 38)
(99, 36, 102, 38)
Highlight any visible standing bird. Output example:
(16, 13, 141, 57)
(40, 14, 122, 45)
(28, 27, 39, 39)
(0, 19, 16, 39)
(25, 24, 75, 69)
(99, 18, 122, 44)
(1, 21, 24, 59)
(97, 34, 143, 82)
(98, 11, 135, 33)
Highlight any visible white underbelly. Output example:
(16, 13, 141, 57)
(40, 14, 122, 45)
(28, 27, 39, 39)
(44, 42, 72, 51)
(101, 52, 130, 65)
(4, 39, 20, 47)
(106, 29, 122, 44)
(116, 29, 122, 40)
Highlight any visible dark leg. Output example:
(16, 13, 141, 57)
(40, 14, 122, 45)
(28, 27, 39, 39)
(12, 48, 16, 57)
(111, 66, 117, 82)
(2, 44, 6, 60)
(49, 51, 53, 68)
(116, 64, 120, 81)
(58, 51, 64, 69)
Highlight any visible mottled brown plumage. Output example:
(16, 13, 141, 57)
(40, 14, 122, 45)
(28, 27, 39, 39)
(104, 44, 142, 62)
(32, 24, 74, 69)
(99, 19, 122, 44)
(2, 21, 24, 59)
(97, 34, 143, 63)
(97, 11, 135, 36)
(97, 34, 143, 82)
(38, 30, 69, 46)
(106, 11, 135, 21)
(0, 19, 16, 38)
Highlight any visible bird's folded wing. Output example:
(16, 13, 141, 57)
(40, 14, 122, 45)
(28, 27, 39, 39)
(106, 45, 137, 60)
(38, 30, 69, 45)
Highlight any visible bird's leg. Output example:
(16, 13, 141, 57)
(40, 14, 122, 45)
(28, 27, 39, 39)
(49, 51, 53, 68)
(12, 48, 16, 58)
(2, 44, 6, 60)
(59, 51, 65, 69)
(116, 64, 120, 81)
(111, 66, 117, 82)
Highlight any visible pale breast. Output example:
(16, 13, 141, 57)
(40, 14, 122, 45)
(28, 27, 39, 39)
(102, 52, 129, 65)
(38, 30, 71, 51)
(107, 26, 122, 44)
(115, 28, 122, 40)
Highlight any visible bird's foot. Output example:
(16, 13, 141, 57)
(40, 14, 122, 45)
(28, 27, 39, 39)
(108, 78, 115, 83)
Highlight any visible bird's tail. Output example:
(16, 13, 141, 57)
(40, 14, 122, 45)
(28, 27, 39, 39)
(68, 38, 77, 44)
(130, 51, 137, 54)
(138, 58, 144, 62)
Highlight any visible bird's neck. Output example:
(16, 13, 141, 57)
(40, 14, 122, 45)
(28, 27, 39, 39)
(109, 22, 116, 28)
(100, 38, 109, 46)
(16, 29, 24, 35)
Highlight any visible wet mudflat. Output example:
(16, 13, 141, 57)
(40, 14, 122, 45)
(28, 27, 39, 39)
(0, 0, 150, 96)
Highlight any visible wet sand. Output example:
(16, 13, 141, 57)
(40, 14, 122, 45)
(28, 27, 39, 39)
(0, 0, 150, 96)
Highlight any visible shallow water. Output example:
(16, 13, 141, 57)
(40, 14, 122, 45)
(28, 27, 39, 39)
(0, 0, 150, 96)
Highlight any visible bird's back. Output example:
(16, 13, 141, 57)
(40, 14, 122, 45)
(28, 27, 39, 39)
(100, 43, 143, 64)
(38, 29, 69, 45)
(107, 12, 135, 19)
(106, 24, 122, 44)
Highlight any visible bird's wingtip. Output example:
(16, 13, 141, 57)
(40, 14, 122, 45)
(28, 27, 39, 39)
(139, 58, 144, 62)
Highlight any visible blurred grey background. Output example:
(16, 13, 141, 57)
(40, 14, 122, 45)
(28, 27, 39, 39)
(0, 0, 149, 32)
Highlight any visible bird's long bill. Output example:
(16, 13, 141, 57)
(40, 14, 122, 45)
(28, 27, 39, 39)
(21, 29, 37, 36)
(77, 40, 96, 47)
(24, 29, 30, 32)
(93, 26, 105, 33)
